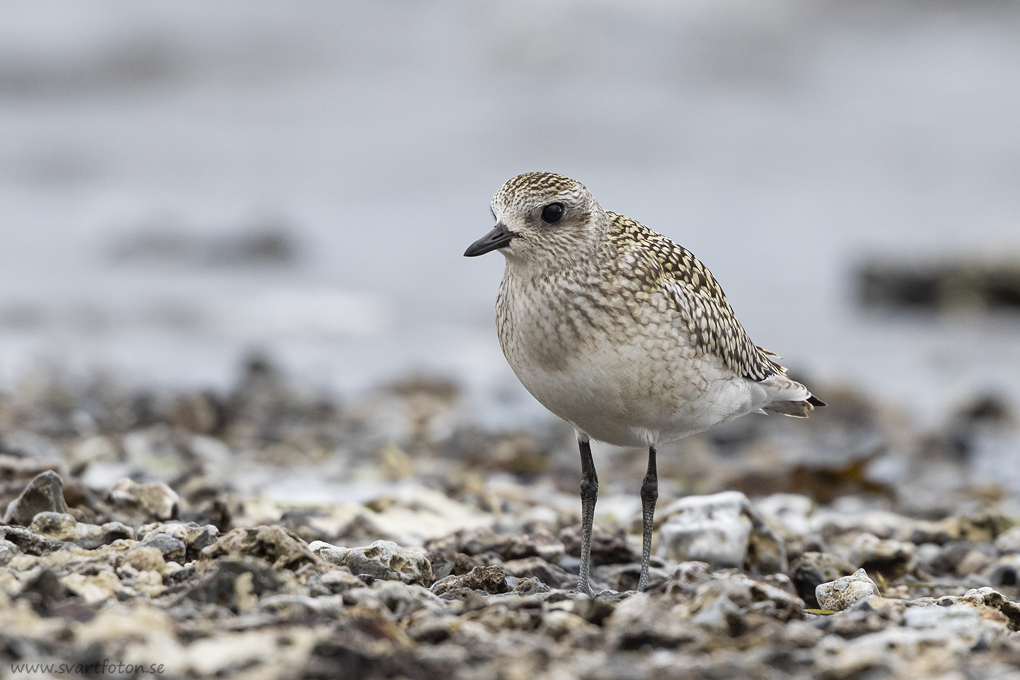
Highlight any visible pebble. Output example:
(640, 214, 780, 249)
(0, 363, 1018, 678)
(815, 568, 881, 612)
(3, 470, 67, 525)
(846, 532, 916, 578)
(994, 526, 1020, 555)
(986, 555, 1020, 589)
(27, 512, 134, 550)
(107, 478, 180, 522)
(792, 552, 856, 608)
(431, 565, 509, 595)
(656, 491, 786, 573)
(312, 539, 434, 586)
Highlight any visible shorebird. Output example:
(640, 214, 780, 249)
(465, 172, 824, 595)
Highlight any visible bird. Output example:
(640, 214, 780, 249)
(464, 171, 824, 596)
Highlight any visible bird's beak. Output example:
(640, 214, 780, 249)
(464, 223, 516, 257)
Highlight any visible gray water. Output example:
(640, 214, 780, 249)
(1, 0, 1019, 428)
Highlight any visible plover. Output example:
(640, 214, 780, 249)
(465, 172, 824, 595)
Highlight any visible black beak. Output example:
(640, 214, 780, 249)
(464, 223, 515, 257)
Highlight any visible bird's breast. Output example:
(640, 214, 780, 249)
(496, 270, 727, 445)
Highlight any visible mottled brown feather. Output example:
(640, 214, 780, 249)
(606, 212, 785, 382)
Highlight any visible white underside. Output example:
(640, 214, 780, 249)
(508, 338, 810, 448)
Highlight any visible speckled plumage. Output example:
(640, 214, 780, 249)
(467, 171, 823, 593)
(482, 172, 821, 448)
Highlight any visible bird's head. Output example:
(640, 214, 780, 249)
(464, 172, 606, 269)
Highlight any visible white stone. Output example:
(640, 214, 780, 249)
(657, 491, 751, 569)
(753, 494, 814, 538)
(657, 491, 785, 572)
(815, 568, 880, 611)
(994, 526, 1020, 555)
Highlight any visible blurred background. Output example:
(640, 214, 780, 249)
(1, 0, 1019, 430)
(5, 4, 1020, 667)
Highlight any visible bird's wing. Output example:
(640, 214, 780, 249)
(608, 212, 785, 382)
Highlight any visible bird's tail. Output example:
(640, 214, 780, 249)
(757, 371, 826, 418)
(764, 393, 826, 418)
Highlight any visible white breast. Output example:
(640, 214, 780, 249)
(497, 272, 767, 447)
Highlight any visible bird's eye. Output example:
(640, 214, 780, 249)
(541, 203, 565, 224)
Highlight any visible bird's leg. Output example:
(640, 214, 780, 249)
(576, 436, 598, 596)
(638, 446, 658, 591)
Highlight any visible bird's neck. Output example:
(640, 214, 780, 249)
(502, 246, 604, 288)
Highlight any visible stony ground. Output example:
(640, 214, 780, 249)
(1, 357, 1020, 679)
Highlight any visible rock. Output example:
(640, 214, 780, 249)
(502, 556, 574, 590)
(903, 603, 991, 634)
(1002, 600, 1020, 631)
(846, 532, 916, 578)
(3, 470, 67, 526)
(746, 515, 788, 574)
(312, 540, 434, 586)
(0, 538, 17, 565)
(559, 524, 637, 566)
(605, 593, 701, 649)
(311, 542, 351, 566)
(59, 568, 128, 605)
(20, 568, 73, 613)
(656, 491, 786, 573)
(428, 528, 565, 564)
(107, 478, 179, 522)
(513, 577, 549, 596)
(174, 475, 239, 531)
(304, 609, 424, 680)
(186, 556, 281, 610)
(940, 513, 1013, 544)
(0, 524, 62, 555)
(536, 610, 595, 641)
(960, 586, 1009, 609)
(921, 540, 966, 575)
(503, 530, 565, 563)
(984, 555, 1020, 589)
(955, 548, 994, 577)
(425, 551, 454, 580)
(791, 552, 855, 609)
(572, 592, 619, 626)
(815, 625, 974, 678)
(202, 526, 321, 571)
(690, 588, 742, 633)
(26, 511, 77, 539)
(815, 568, 881, 612)
(122, 544, 172, 578)
(26, 512, 134, 549)
(994, 526, 1020, 555)
(753, 493, 815, 538)
(136, 521, 219, 561)
(0, 454, 61, 495)
(431, 565, 509, 595)
(370, 580, 445, 617)
(593, 562, 671, 592)
(320, 568, 365, 594)
(661, 561, 714, 599)
(690, 572, 804, 625)
(140, 533, 187, 563)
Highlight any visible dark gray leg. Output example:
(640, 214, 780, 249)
(576, 436, 598, 596)
(638, 446, 658, 591)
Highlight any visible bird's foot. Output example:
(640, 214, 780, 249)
(574, 580, 595, 597)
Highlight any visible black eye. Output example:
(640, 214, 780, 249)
(541, 203, 565, 224)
